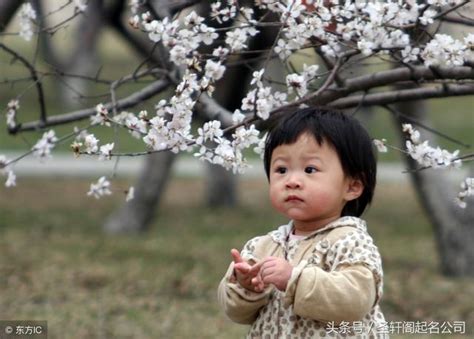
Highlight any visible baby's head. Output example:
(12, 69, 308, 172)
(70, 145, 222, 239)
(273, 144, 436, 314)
(263, 107, 377, 217)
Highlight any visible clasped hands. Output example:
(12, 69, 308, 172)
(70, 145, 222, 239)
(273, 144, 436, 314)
(231, 249, 293, 293)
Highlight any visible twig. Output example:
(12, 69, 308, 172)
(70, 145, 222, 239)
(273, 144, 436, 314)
(383, 105, 471, 148)
(12, 79, 171, 133)
(0, 43, 47, 125)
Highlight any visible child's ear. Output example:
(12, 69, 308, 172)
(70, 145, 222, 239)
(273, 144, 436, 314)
(344, 178, 364, 201)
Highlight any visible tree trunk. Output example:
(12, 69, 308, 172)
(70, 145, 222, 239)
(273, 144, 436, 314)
(0, 0, 22, 31)
(205, 162, 238, 206)
(394, 101, 474, 276)
(103, 151, 176, 234)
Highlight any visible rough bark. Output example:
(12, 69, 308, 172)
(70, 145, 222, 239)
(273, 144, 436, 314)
(103, 151, 177, 233)
(394, 101, 474, 276)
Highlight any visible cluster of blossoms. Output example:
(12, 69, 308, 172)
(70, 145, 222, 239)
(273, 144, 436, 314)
(87, 176, 134, 201)
(87, 176, 112, 199)
(73, 0, 87, 12)
(402, 124, 461, 169)
(6, 0, 473, 205)
(455, 177, 474, 209)
(194, 120, 261, 173)
(0, 155, 16, 187)
(32, 130, 58, 159)
(422, 34, 473, 67)
(18, 3, 36, 41)
(373, 139, 388, 153)
(252, 0, 473, 64)
(6, 100, 19, 129)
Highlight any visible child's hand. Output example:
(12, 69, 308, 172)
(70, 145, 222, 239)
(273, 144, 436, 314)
(252, 256, 293, 292)
(230, 249, 265, 293)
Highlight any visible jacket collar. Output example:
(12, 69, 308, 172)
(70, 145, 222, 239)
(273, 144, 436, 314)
(269, 216, 367, 246)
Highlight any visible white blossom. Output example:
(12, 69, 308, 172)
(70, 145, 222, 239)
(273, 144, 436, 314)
(5, 170, 16, 187)
(129, 0, 141, 14)
(205, 60, 226, 81)
(464, 33, 474, 49)
(98, 143, 114, 161)
(212, 46, 230, 60)
(84, 134, 99, 154)
(18, 3, 36, 41)
(302, 64, 320, 82)
(6, 99, 19, 129)
(455, 177, 474, 208)
(124, 114, 147, 139)
(401, 46, 420, 63)
(126, 186, 135, 202)
(225, 27, 258, 51)
(74, 0, 87, 12)
(421, 34, 468, 67)
(184, 11, 205, 27)
(32, 130, 58, 159)
(250, 69, 265, 87)
(87, 176, 112, 199)
(419, 9, 437, 25)
(403, 124, 461, 169)
(144, 19, 166, 43)
(198, 24, 218, 45)
(274, 39, 293, 59)
(373, 139, 388, 153)
(91, 104, 111, 126)
(286, 73, 308, 97)
(232, 110, 246, 124)
(232, 125, 260, 150)
(210, 1, 237, 23)
(241, 86, 287, 121)
(253, 134, 266, 158)
(169, 45, 189, 66)
(196, 120, 223, 145)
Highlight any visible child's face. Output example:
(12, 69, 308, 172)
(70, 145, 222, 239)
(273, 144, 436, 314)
(268, 133, 362, 233)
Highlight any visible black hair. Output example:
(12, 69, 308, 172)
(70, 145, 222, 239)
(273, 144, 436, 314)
(263, 107, 377, 217)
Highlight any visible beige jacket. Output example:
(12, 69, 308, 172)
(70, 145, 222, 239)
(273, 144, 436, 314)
(218, 217, 388, 338)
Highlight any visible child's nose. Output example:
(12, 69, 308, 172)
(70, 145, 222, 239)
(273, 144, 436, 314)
(285, 173, 302, 189)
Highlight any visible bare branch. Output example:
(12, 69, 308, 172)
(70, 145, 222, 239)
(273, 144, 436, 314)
(11, 78, 171, 133)
(383, 104, 470, 148)
(312, 65, 474, 105)
(0, 42, 47, 124)
(442, 14, 474, 26)
(329, 84, 474, 109)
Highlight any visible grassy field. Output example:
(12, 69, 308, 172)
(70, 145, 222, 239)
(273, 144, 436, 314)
(0, 177, 473, 338)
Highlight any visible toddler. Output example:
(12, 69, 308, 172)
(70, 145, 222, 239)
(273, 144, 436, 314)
(218, 107, 387, 338)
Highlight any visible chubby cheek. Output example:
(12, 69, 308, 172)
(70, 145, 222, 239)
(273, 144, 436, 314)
(269, 184, 284, 213)
(307, 190, 339, 213)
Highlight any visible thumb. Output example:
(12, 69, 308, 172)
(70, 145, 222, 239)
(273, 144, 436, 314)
(230, 248, 243, 263)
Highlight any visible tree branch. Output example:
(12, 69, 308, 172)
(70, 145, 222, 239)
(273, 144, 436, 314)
(0, 43, 47, 124)
(329, 84, 474, 109)
(442, 14, 474, 26)
(11, 78, 170, 133)
(313, 65, 474, 105)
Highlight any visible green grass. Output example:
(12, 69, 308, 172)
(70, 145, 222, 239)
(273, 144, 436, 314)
(0, 178, 473, 338)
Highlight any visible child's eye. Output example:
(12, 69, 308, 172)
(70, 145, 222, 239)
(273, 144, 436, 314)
(275, 167, 287, 174)
(304, 166, 318, 174)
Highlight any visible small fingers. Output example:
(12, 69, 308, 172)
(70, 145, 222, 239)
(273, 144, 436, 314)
(248, 260, 264, 275)
(234, 262, 251, 274)
(230, 249, 243, 263)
